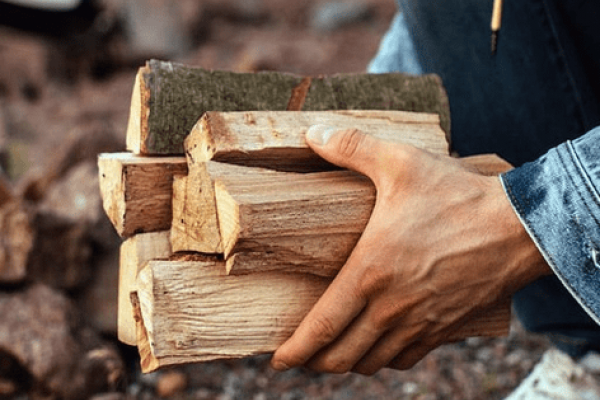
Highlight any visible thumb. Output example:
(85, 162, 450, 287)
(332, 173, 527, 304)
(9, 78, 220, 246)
(306, 125, 389, 181)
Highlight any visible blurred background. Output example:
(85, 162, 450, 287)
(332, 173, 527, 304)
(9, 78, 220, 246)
(0, 0, 554, 399)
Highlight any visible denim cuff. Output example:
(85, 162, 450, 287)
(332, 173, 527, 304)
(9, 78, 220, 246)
(501, 127, 600, 325)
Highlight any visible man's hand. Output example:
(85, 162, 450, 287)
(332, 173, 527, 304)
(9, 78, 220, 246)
(270, 126, 551, 375)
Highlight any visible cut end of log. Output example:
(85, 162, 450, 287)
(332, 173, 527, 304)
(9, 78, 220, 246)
(131, 291, 160, 373)
(118, 231, 172, 346)
(214, 180, 241, 258)
(126, 67, 145, 154)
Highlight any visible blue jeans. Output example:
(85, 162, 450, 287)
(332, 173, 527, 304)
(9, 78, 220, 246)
(369, 0, 600, 357)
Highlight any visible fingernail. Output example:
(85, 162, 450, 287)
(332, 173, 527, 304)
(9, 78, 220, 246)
(271, 360, 291, 371)
(306, 125, 338, 146)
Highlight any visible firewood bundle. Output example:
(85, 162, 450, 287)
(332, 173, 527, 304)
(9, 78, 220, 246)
(99, 60, 512, 373)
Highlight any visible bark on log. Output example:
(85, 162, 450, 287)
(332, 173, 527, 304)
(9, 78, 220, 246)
(118, 231, 172, 346)
(126, 59, 450, 155)
(185, 110, 448, 171)
(134, 259, 511, 372)
(98, 153, 187, 237)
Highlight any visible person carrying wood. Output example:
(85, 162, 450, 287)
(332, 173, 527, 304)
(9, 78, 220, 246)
(271, 0, 600, 373)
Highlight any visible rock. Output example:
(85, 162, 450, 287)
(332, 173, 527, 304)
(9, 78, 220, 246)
(0, 28, 48, 101)
(122, 0, 190, 60)
(0, 284, 126, 399)
(505, 349, 600, 400)
(27, 211, 93, 290)
(156, 370, 188, 398)
(580, 352, 600, 374)
(310, 0, 372, 32)
(40, 160, 118, 248)
(77, 247, 120, 335)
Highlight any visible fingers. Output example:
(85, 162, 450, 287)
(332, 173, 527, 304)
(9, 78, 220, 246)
(270, 268, 367, 371)
(305, 126, 394, 185)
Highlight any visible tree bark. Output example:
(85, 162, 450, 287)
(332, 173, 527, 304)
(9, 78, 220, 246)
(126, 60, 450, 155)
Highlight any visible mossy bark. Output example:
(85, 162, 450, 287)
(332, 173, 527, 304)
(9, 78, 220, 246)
(132, 59, 450, 155)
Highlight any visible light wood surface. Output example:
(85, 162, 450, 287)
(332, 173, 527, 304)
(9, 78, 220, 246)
(98, 153, 187, 237)
(185, 110, 448, 171)
(118, 231, 172, 345)
(135, 259, 511, 372)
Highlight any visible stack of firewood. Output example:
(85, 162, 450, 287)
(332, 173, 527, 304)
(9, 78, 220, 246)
(99, 60, 512, 373)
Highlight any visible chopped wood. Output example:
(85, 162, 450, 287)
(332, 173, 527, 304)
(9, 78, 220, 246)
(134, 259, 511, 372)
(118, 231, 172, 346)
(216, 170, 373, 259)
(0, 201, 33, 283)
(185, 110, 448, 171)
(126, 60, 450, 154)
(171, 161, 297, 254)
(98, 153, 187, 237)
(218, 154, 512, 276)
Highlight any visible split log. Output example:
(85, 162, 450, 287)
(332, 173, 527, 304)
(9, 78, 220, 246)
(216, 170, 372, 259)
(0, 201, 33, 283)
(134, 259, 511, 372)
(171, 161, 296, 254)
(98, 153, 187, 237)
(219, 154, 512, 276)
(118, 231, 172, 346)
(126, 59, 450, 155)
(185, 110, 448, 171)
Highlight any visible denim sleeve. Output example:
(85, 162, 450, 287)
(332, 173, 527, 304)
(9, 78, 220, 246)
(501, 127, 600, 325)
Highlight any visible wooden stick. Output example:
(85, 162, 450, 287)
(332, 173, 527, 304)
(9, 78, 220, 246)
(126, 60, 451, 155)
(135, 259, 511, 372)
(118, 231, 172, 345)
(185, 110, 448, 171)
(98, 153, 187, 237)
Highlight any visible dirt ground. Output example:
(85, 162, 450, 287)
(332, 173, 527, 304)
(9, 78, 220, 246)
(0, 0, 560, 398)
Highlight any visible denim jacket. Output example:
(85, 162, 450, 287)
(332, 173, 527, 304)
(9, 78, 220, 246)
(370, 0, 600, 326)
(501, 129, 600, 324)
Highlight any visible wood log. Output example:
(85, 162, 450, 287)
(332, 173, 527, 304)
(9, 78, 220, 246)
(118, 231, 172, 346)
(98, 153, 187, 237)
(184, 110, 448, 171)
(134, 259, 511, 372)
(0, 201, 33, 283)
(216, 170, 373, 259)
(171, 161, 297, 254)
(126, 59, 450, 155)
(219, 154, 512, 276)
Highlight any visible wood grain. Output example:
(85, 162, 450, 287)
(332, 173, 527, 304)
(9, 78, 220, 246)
(135, 259, 511, 372)
(185, 110, 448, 171)
(98, 153, 187, 237)
(118, 231, 172, 345)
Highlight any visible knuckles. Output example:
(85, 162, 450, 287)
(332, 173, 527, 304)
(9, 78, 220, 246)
(336, 128, 366, 161)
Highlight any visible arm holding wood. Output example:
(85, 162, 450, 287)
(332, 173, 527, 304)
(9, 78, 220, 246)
(271, 126, 552, 375)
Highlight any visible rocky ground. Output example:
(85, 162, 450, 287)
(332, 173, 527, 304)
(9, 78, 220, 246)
(0, 0, 596, 399)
